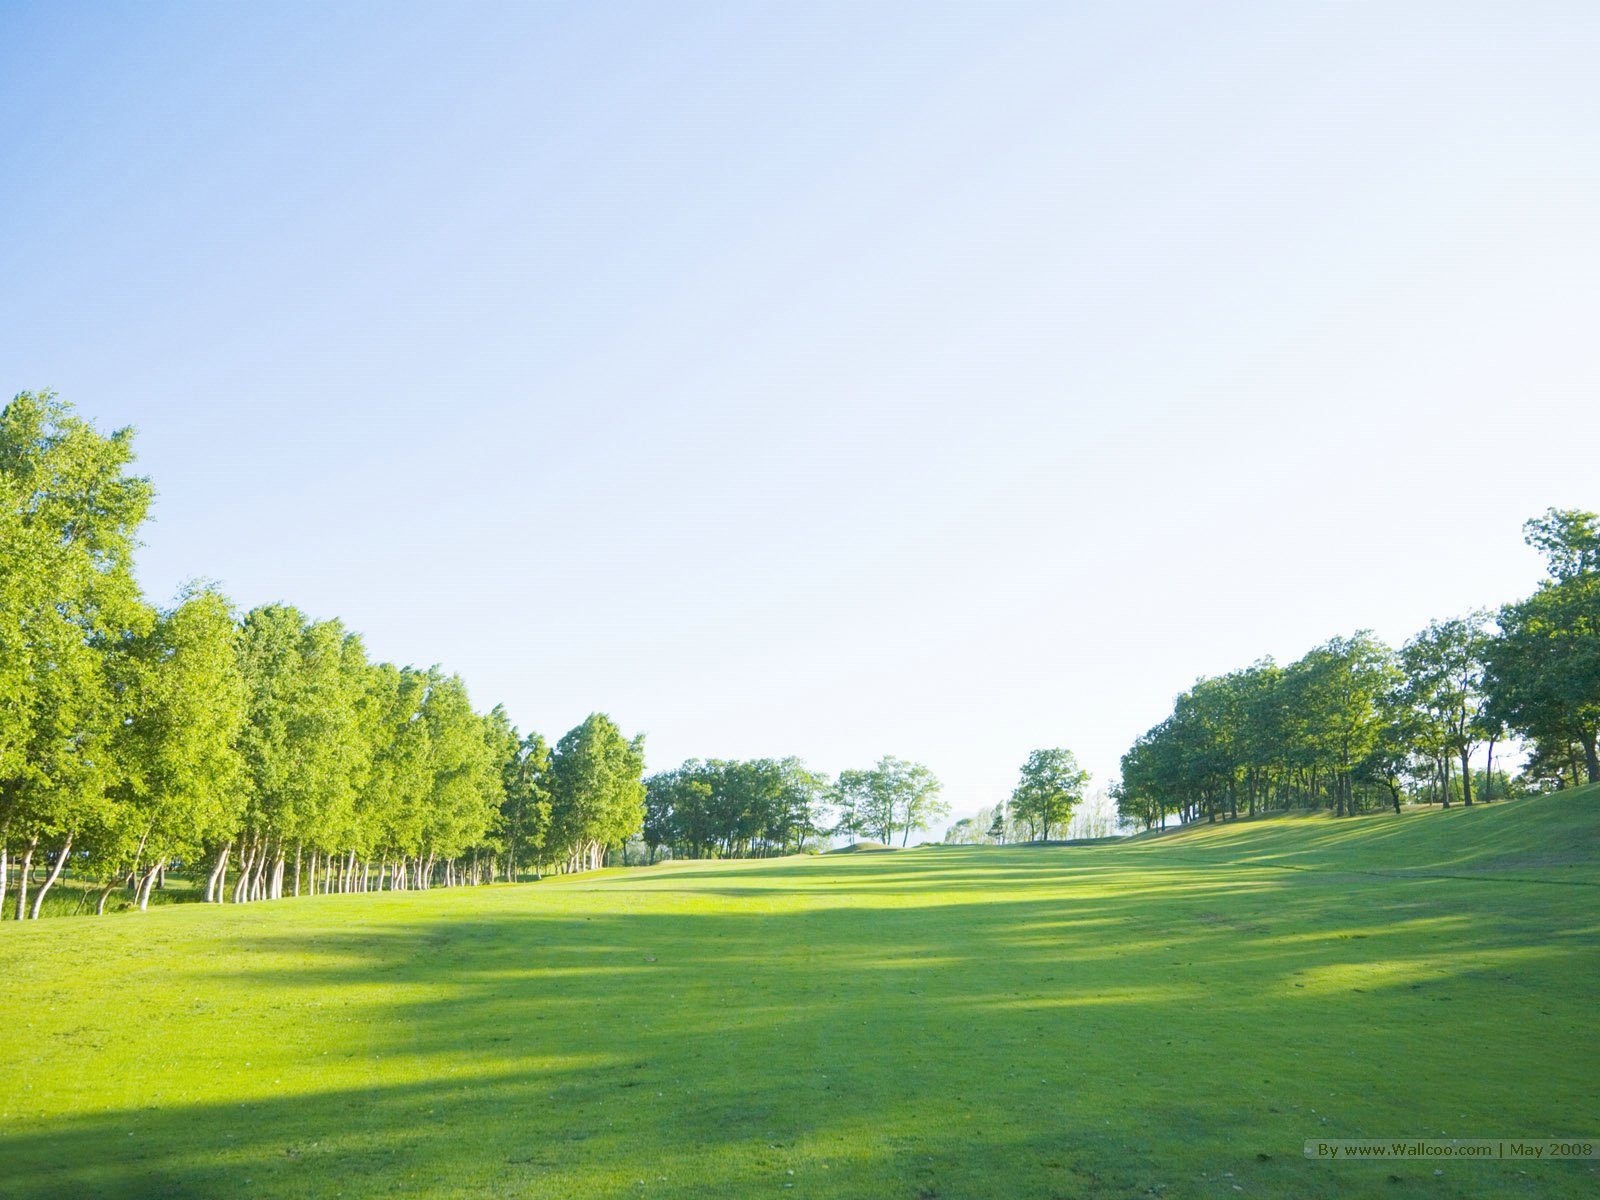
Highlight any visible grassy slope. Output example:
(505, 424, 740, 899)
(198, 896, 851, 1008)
(2, 792, 1596, 1199)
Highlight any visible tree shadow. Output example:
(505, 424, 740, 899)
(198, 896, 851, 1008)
(4, 811, 1597, 1199)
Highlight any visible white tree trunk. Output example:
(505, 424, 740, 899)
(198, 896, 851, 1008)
(14, 836, 38, 921)
(136, 859, 163, 911)
(232, 840, 257, 904)
(207, 842, 231, 903)
(28, 832, 73, 919)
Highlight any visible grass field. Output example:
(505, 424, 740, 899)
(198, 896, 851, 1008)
(3, 792, 1597, 1199)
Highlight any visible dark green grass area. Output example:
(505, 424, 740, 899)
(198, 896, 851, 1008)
(2, 792, 1596, 1199)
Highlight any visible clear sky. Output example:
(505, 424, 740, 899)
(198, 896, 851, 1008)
(4, 2, 1598, 829)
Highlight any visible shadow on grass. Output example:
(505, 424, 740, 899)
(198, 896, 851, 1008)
(5, 799, 1598, 1199)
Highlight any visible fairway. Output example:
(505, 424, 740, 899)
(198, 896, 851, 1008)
(4, 794, 1597, 1200)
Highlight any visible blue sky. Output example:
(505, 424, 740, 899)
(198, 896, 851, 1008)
(5, 2, 1599, 827)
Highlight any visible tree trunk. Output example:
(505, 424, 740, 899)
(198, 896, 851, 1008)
(14, 835, 38, 921)
(232, 839, 257, 903)
(28, 832, 73, 919)
(1461, 749, 1474, 806)
(207, 842, 231, 903)
(293, 843, 303, 897)
(252, 844, 270, 901)
(1483, 739, 1496, 801)
(1584, 730, 1600, 786)
(136, 859, 163, 911)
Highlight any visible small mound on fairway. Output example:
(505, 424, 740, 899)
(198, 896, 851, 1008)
(823, 839, 897, 853)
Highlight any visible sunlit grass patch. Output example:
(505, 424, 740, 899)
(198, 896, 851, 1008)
(2, 788, 1596, 1198)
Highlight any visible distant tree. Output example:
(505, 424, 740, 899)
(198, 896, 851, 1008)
(1401, 613, 1492, 806)
(1066, 788, 1121, 840)
(1296, 634, 1398, 816)
(833, 767, 887, 844)
(498, 730, 553, 877)
(829, 758, 943, 846)
(943, 807, 1007, 845)
(548, 714, 646, 872)
(943, 818, 977, 844)
(1010, 749, 1090, 841)
(878, 757, 945, 847)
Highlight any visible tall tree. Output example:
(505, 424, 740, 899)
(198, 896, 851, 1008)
(0, 392, 151, 919)
(1010, 748, 1090, 841)
(1486, 514, 1600, 784)
(1401, 613, 1492, 806)
(1296, 633, 1397, 816)
(877, 757, 945, 847)
(107, 587, 248, 911)
(500, 729, 553, 878)
(548, 714, 646, 872)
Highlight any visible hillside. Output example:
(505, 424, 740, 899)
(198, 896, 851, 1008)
(2, 790, 1595, 1199)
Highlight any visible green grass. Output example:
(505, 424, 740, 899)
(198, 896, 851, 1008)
(3, 791, 1597, 1199)
(6, 872, 203, 919)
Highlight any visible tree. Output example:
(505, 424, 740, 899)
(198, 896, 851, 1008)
(1401, 613, 1492, 806)
(877, 757, 945, 847)
(500, 729, 553, 878)
(1295, 633, 1398, 816)
(1522, 508, 1600, 582)
(0, 392, 152, 919)
(832, 768, 888, 844)
(829, 758, 943, 846)
(548, 714, 646, 872)
(1010, 749, 1089, 841)
(106, 587, 247, 911)
(1486, 575, 1600, 785)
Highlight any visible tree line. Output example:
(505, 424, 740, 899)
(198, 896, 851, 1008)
(1114, 509, 1600, 829)
(8, 391, 1593, 914)
(641, 754, 951, 858)
(0, 392, 650, 919)
(1, 391, 961, 917)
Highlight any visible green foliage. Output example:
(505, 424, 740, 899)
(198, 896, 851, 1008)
(1486, 572, 1600, 784)
(1522, 507, 1600, 582)
(830, 757, 944, 846)
(1009, 748, 1089, 840)
(110, 587, 248, 880)
(0, 391, 153, 915)
(1401, 613, 1494, 805)
(0, 393, 570, 915)
(547, 713, 647, 872)
(645, 757, 826, 859)
(1121, 637, 1404, 825)
(497, 725, 554, 877)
